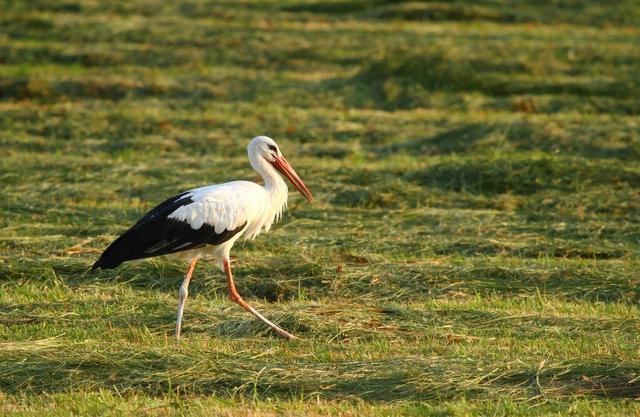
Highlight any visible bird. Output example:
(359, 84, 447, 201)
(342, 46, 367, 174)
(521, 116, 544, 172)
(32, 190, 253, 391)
(92, 136, 313, 340)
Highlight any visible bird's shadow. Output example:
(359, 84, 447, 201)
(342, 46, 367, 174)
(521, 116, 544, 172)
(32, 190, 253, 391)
(82, 258, 326, 302)
(2, 254, 321, 337)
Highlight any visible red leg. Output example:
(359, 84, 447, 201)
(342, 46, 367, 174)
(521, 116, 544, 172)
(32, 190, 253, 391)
(223, 258, 297, 340)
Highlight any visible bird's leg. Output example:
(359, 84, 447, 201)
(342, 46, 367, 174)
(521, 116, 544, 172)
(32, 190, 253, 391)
(175, 256, 199, 340)
(223, 258, 298, 341)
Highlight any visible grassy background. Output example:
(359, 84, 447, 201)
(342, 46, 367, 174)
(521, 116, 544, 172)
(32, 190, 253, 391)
(1, 0, 639, 415)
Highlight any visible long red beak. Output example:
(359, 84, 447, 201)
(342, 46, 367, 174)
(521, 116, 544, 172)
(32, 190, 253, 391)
(272, 156, 313, 202)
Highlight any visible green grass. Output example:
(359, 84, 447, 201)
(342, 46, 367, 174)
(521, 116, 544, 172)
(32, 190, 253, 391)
(1, 0, 639, 415)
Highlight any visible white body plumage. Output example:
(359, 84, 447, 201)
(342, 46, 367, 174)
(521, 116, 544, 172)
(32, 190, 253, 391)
(164, 136, 292, 265)
(166, 178, 288, 265)
(93, 136, 311, 271)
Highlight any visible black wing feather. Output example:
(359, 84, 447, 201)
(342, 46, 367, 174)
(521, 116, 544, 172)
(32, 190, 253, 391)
(92, 192, 246, 270)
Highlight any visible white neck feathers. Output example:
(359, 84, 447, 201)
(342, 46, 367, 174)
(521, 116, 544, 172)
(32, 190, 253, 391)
(248, 150, 289, 235)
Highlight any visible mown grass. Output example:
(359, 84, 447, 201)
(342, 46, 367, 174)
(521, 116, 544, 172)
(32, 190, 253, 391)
(1, 0, 639, 415)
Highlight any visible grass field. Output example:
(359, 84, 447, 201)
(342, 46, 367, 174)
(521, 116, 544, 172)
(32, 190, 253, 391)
(1, 0, 640, 415)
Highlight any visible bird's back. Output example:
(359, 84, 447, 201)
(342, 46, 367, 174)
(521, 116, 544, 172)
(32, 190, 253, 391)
(92, 181, 266, 270)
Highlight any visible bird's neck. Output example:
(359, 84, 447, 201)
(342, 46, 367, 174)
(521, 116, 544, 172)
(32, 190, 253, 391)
(251, 156, 289, 222)
(264, 165, 288, 206)
(251, 156, 284, 190)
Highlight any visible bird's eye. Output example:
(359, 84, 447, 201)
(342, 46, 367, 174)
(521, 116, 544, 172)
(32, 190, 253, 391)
(267, 144, 277, 152)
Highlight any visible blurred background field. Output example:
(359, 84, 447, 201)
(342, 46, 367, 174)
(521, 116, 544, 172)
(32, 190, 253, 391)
(0, 0, 639, 415)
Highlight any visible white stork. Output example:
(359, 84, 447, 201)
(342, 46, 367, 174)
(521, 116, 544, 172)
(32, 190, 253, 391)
(92, 136, 313, 340)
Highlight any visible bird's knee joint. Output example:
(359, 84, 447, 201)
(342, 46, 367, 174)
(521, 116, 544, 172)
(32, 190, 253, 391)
(229, 292, 242, 303)
(179, 285, 188, 300)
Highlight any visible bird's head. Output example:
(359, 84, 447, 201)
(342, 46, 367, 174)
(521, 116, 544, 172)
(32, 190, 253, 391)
(248, 136, 313, 202)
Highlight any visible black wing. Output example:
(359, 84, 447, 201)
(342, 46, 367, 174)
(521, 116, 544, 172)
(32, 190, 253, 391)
(92, 192, 246, 270)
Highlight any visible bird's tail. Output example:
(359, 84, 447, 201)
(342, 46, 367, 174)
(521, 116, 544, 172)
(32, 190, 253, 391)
(91, 254, 123, 271)
(91, 228, 140, 271)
